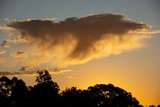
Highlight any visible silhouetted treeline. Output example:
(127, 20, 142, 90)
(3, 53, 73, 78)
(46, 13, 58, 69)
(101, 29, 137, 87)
(0, 70, 159, 107)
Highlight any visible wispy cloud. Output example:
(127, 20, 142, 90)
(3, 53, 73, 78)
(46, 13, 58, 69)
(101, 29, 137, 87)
(0, 25, 16, 31)
(0, 68, 72, 76)
(0, 13, 158, 68)
(19, 66, 33, 71)
(0, 50, 6, 54)
(10, 51, 28, 59)
(7, 35, 30, 43)
(0, 58, 5, 63)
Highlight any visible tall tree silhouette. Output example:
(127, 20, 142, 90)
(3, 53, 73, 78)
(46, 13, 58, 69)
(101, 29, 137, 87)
(11, 79, 29, 107)
(30, 70, 60, 107)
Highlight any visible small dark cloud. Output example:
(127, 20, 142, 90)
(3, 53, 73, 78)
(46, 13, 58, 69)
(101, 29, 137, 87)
(10, 51, 27, 59)
(19, 66, 33, 71)
(1, 40, 9, 48)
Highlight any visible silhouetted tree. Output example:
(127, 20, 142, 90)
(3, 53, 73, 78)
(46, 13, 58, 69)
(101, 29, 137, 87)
(59, 87, 83, 107)
(0, 76, 13, 97)
(36, 70, 52, 83)
(86, 84, 140, 107)
(0, 91, 10, 107)
(0, 76, 29, 107)
(149, 105, 156, 107)
(30, 70, 60, 107)
(11, 79, 29, 107)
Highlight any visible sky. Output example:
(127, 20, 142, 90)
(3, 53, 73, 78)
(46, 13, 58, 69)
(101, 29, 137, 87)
(0, 0, 160, 106)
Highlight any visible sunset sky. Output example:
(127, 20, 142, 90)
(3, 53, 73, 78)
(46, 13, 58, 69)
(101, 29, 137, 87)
(0, 0, 160, 106)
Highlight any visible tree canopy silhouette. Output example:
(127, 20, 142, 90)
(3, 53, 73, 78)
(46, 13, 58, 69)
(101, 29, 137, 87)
(36, 70, 52, 83)
(0, 70, 158, 107)
(59, 84, 140, 107)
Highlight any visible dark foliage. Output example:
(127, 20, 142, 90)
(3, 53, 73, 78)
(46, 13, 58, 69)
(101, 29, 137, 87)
(30, 72, 60, 107)
(0, 70, 156, 107)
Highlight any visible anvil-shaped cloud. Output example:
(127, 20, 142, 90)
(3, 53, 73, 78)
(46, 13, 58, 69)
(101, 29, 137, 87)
(1, 13, 151, 68)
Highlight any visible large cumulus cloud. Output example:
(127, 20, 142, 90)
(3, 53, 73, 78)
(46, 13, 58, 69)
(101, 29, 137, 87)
(2, 13, 150, 67)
